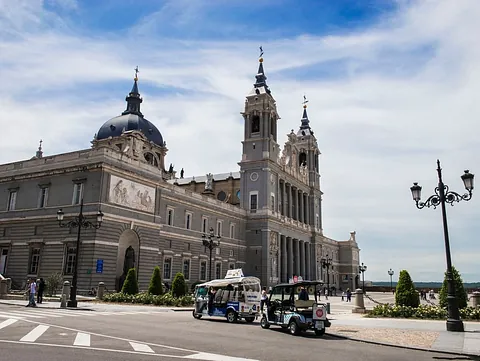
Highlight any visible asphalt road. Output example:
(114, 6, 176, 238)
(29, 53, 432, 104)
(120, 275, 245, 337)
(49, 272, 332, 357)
(0, 304, 472, 361)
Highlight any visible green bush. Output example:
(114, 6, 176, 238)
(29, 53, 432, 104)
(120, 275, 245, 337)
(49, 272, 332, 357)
(46, 272, 62, 297)
(369, 304, 479, 321)
(148, 266, 164, 295)
(171, 272, 186, 298)
(439, 266, 468, 309)
(121, 268, 139, 295)
(103, 292, 194, 307)
(395, 270, 420, 308)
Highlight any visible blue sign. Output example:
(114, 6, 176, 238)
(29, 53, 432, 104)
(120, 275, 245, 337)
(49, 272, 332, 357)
(96, 259, 104, 274)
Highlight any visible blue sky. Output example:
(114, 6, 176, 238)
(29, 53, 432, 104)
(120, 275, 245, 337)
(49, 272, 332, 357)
(1, 0, 479, 282)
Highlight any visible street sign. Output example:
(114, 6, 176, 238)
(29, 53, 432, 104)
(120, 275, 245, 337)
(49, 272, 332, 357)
(96, 259, 104, 274)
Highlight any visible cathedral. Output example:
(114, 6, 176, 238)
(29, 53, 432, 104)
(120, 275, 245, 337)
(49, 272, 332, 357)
(0, 54, 360, 293)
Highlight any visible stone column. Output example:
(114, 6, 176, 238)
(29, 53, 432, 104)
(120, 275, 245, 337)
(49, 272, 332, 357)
(281, 235, 287, 283)
(300, 240, 305, 279)
(287, 237, 293, 281)
(277, 232, 282, 282)
(288, 185, 293, 219)
(283, 182, 287, 216)
(294, 188, 299, 221)
(298, 191, 303, 223)
(306, 242, 311, 280)
(294, 239, 300, 277)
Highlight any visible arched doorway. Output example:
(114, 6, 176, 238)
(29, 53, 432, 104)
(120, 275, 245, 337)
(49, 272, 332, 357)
(116, 229, 140, 291)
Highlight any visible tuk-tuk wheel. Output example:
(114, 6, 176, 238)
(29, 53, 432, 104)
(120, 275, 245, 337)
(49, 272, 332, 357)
(288, 320, 300, 336)
(226, 310, 237, 323)
(314, 328, 325, 337)
(192, 310, 202, 319)
(260, 315, 270, 329)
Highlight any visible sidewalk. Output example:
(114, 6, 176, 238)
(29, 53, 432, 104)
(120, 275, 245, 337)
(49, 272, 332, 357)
(324, 298, 480, 357)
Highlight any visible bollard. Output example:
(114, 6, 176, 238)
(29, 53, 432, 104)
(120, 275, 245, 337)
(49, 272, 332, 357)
(326, 302, 331, 314)
(0, 279, 7, 299)
(6, 278, 11, 292)
(62, 281, 70, 301)
(60, 294, 67, 308)
(472, 292, 480, 308)
(352, 288, 366, 314)
(97, 282, 105, 300)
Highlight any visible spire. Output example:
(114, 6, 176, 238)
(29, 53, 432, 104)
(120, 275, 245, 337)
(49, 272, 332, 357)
(36, 139, 43, 158)
(300, 95, 310, 130)
(253, 46, 271, 95)
(122, 66, 143, 116)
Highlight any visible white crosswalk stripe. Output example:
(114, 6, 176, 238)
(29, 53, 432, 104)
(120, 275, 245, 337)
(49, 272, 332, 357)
(129, 341, 155, 353)
(0, 318, 17, 329)
(0, 308, 168, 320)
(20, 325, 49, 342)
(73, 332, 91, 346)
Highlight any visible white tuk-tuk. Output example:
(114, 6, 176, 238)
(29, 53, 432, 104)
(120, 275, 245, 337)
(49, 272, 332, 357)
(192, 269, 261, 323)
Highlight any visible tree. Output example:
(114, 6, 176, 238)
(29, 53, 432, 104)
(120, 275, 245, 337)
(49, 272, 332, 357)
(46, 272, 62, 296)
(395, 270, 420, 307)
(148, 266, 163, 295)
(439, 265, 468, 309)
(171, 272, 186, 298)
(121, 268, 139, 295)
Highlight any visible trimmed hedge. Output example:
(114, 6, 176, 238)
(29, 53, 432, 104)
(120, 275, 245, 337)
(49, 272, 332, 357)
(369, 304, 480, 320)
(439, 266, 468, 309)
(395, 270, 420, 308)
(121, 268, 139, 295)
(148, 266, 164, 296)
(103, 291, 194, 307)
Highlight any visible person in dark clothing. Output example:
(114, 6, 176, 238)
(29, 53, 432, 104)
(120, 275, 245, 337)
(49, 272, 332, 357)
(207, 288, 216, 315)
(298, 286, 309, 301)
(37, 278, 45, 304)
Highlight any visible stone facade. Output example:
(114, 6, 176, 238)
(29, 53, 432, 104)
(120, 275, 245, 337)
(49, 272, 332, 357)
(0, 57, 360, 293)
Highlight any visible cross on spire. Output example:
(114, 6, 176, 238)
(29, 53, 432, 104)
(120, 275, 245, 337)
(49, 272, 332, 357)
(134, 66, 139, 80)
(259, 46, 264, 58)
(38, 139, 43, 151)
(302, 94, 309, 108)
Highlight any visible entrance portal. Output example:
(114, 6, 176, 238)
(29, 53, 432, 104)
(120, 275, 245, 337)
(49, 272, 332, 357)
(116, 230, 140, 291)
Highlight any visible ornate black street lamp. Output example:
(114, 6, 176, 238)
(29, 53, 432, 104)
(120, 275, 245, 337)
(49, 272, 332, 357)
(202, 227, 220, 281)
(388, 269, 394, 290)
(359, 263, 367, 293)
(410, 159, 474, 332)
(57, 198, 103, 308)
(321, 254, 332, 295)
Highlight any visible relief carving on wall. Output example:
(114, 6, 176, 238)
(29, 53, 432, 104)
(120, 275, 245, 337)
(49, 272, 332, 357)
(269, 232, 279, 279)
(109, 175, 155, 213)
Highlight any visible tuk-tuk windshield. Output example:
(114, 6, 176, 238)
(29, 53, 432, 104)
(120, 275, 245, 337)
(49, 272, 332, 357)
(195, 286, 208, 297)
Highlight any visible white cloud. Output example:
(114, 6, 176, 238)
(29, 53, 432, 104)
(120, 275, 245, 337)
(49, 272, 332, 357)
(1, 0, 480, 282)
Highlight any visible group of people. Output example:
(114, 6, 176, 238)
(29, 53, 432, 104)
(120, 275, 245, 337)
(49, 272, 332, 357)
(420, 289, 436, 300)
(341, 288, 353, 302)
(25, 278, 45, 307)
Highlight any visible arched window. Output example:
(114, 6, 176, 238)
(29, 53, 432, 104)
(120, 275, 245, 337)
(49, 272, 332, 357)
(299, 152, 307, 167)
(251, 115, 260, 133)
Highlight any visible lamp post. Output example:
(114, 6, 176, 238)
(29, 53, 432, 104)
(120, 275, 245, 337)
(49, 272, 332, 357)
(359, 263, 367, 293)
(202, 227, 220, 281)
(388, 269, 394, 290)
(57, 198, 103, 308)
(321, 254, 332, 295)
(410, 159, 474, 332)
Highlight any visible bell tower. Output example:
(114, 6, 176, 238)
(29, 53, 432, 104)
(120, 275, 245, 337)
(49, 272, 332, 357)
(239, 50, 281, 211)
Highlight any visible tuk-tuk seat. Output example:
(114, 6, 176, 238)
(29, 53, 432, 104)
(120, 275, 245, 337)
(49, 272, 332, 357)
(295, 299, 315, 308)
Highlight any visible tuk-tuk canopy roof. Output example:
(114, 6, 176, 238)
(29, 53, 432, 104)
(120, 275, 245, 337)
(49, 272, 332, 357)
(196, 276, 261, 289)
(273, 280, 324, 289)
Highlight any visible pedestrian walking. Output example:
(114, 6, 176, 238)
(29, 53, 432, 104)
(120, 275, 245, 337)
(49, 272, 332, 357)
(37, 278, 45, 304)
(26, 279, 37, 307)
(260, 287, 268, 313)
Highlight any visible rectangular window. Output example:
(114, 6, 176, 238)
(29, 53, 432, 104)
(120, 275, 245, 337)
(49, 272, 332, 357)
(38, 187, 49, 208)
(229, 223, 235, 238)
(163, 258, 172, 280)
(271, 193, 275, 212)
(229, 250, 234, 257)
(200, 261, 207, 281)
(183, 259, 190, 280)
(216, 247, 220, 256)
(7, 191, 17, 211)
(316, 214, 320, 229)
(229, 263, 235, 270)
(202, 217, 208, 233)
(185, 212, 192, 230)
(216, 220, 222, 237)
(64, 247, 76, 275)
(167, 208, 174, 226)
(215, 263, 221, 279)
(29, 248, 41, 274)
(72, 183, 83, 205)
(249, 193, 258, 213)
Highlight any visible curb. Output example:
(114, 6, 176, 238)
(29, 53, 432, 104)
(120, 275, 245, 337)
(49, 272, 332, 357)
(170, 308, 194, 312)
(326, 332, 480, 358)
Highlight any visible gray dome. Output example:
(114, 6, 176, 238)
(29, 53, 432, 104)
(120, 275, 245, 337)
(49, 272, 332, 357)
(97, 113, 164, 146)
